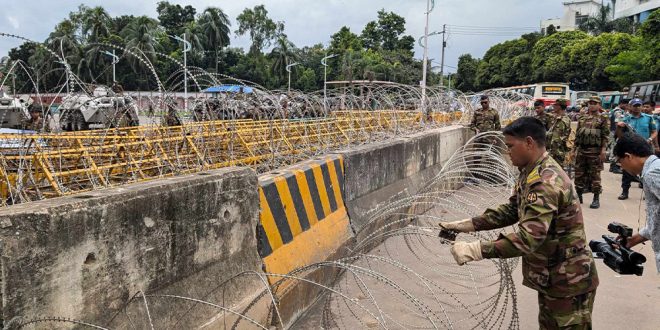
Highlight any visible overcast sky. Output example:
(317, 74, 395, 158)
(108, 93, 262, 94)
(1, 0, 563, 73)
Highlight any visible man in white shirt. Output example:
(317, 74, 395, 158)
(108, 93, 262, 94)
(613, 133, 660, 274)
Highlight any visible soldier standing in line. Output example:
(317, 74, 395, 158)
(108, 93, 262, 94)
(534, 100, 552, 130)
(441, 117, 599, 329)
(573, 96, 609, 209)
(469, 95, 501, 135)
(547, 99, 572, 167)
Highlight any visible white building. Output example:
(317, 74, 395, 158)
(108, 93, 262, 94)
(541, 0, 603, 34)
(612, 0, 660, 22)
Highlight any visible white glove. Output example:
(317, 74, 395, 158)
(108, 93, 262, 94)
(438, 218, 475, 233)
(450, 241, 483, 265)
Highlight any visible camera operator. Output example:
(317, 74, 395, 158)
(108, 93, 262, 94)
(613, 133, 660, 274)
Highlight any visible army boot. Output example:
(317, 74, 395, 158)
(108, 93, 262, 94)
(618, 189, 629, 200)
(590, 194, 600, 209)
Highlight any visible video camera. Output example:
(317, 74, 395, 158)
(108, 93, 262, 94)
(589, 222, 647, 276)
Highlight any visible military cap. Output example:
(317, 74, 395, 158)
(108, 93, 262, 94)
(554, 98, 568, 106)
(480, 95, 489, 101)
(588, 96, 601, 104)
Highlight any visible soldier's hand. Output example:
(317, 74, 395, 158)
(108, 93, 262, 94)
(599, 150, 607, 162)
(438, 219, 475, 233)
(450, 241, 483, 265)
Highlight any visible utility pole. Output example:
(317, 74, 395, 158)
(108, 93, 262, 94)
(439, 24, 447, 87)
(322, 54, 337, 113)
(286, 62, 299, 93)
(169, 33, 191, 110)
(421, 0, 431, 117)
(102, 50, 119, 83)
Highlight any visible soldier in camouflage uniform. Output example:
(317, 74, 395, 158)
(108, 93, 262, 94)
(547, 99, 572, 166)
(573, 96, 609, 209)
(469, 95, 501, 134)
(21, 104, 50, 132)
(535, 100, 552, 130)
(440, 117, 599, 329)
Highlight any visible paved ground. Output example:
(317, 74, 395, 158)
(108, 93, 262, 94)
(293, 169, 660, 329)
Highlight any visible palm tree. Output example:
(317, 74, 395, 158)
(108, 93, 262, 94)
(270, 35, 297, 84)
(580, 4, 614, 35)
(81, 6, 112, 42)
(121, 16, 161, 71)
(198, 7, 231, 73)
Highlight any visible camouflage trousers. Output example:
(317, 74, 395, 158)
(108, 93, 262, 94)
(574, 150, 603, 194)
(538, 290, 596, 330)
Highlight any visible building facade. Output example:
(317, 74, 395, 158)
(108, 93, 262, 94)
(541, 0, 603, 34)
(613, 0, 660, 22)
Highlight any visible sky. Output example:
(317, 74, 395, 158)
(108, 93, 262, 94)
(0, 0, 563, 74)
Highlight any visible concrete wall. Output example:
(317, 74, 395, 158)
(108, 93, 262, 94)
(0, 167, 263, 328)
(0, 125, 470, 328)
(341, 125, 470, 239)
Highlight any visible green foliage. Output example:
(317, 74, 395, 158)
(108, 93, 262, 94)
(235, 5, 282, 55)
(474, 35, 539, 89)
(531, 30, 589, 82)
(156, 1, 196, 36)
(455, 54, 479, 92)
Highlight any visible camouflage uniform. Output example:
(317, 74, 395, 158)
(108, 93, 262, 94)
(469, 107, 501, 134)
(574, 113, 609, 194)
(547, 114, 572, 165)
(472, 153, 599, 329)
(536, 112, 553, 130)
(21, 115, 50, 132)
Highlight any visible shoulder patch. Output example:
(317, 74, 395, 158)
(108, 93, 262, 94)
(526, 166, 542, 185)
(526, 191, 538, 203)
(540, 168, 558, 182)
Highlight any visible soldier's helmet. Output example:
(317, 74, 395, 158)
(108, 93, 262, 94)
(588, 96, 601, 104)
(554, 98, 568, 107)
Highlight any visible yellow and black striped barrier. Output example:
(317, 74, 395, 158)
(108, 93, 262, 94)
(256, 155, 352, 283)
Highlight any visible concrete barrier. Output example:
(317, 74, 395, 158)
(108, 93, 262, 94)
(0, 125, 470, 328)
(256, 155, 353, 326)
(0, 167, 264, 328)
(341, 125, 470, 240)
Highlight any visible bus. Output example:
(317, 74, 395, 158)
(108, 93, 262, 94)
(627, 80, 660, 109)
(490, 82, 571, 107)
(598, 91, 626, 110)
(570, 91, 598, 108)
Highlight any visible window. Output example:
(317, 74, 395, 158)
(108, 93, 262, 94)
(575, 14, 589, 26)
(637, 85, 648, 98)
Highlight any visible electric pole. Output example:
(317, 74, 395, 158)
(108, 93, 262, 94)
(440, 24, 447, 87)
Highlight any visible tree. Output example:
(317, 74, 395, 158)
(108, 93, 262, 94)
(121, 16, 162, 71)
(546, 24, 557, 36)
(606, 9, 660, 88)
(579, 3, 634, 35)
(156, 1, 197, 36)
(330, 27, 363, 52)
(296, 68, 317, 91)
(531, 30, 589, 81)
(455, 54, 479, 92)
(375, 10, 406, 51)
(359, 10, 412, 52)
(235, 5, 282, 55)
(361, 21, 380, 50)
(198, 7, 231, 73)
(561, 32, 636, 90)
(270, 35, 297, 85)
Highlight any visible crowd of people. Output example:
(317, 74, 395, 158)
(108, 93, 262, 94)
(442, 95, 659, 329)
